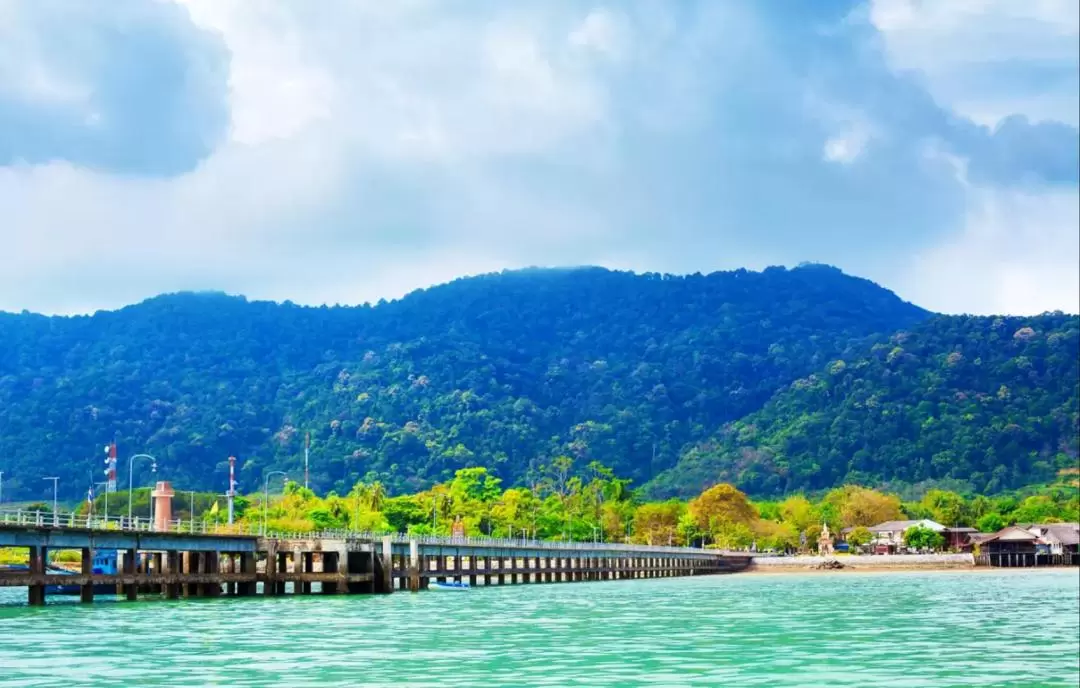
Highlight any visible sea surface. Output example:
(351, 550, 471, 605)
(0, 569, 1077, 687)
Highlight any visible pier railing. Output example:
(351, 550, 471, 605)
(0, 509, 723, 555)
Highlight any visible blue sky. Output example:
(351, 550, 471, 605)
(1, 0, 1077, 315)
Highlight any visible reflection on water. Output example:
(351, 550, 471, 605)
(1, 569, 1077, 687)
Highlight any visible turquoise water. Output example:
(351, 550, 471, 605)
(1, 569, 1077, 687)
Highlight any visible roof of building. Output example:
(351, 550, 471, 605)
(870, 519, 945, 533)
(944, 527, 978, 533)
(1038, 525, 1080, 547)
(980, 526, 1040, 544)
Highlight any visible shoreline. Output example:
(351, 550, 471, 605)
(743, 564, 972, 575)
(741, 552, 1079, 575)
(740, 564, 1079, 575)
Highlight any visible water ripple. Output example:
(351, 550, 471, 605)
(1, 569, 1077, 687)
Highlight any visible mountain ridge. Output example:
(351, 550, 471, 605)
(2, 264, 1072, 502)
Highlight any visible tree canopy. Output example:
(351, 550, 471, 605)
(0, 265, 1075, 505)
(647, 313, 1079, 498)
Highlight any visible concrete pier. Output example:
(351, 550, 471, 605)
(0, 523, 750, 605)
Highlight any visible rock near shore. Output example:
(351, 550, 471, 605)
(808, 559, 846, 570)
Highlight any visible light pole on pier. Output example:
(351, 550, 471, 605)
(127, 454, 157, 525)
(43, 477, 59, 526)
(227, 456, 237, 525)
(304, 432, 310, 491)
(263, 471, 288, 536)
(94, 481, 108, 523)
(186, 491, 197, 532)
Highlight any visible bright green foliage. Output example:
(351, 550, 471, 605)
(921, 489, 969, 527)
(847, 526, 873, 548)
(196, 471, 1077, 552)
(976, 513, 1005, 533)
(649, 313, 1079, 497)
(903, 525, 945, 551)
(1011, 495, 1062, 524)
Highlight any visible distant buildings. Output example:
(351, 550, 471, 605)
(840, 519, 1078, 566)
(954, 522, 1080, 567)
(847, 519, 976, 554)
(975, 523, 1080, 566)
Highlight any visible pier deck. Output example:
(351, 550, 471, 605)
(0, 519, 750, 605)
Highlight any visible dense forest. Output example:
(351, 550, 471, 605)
(0, 265, 1075, 503)
(648, 313, 1080, 498)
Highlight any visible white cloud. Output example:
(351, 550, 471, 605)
(176, 0, 337, 145)
(823, 124, 873, 163)
(177, 0, 616, 161)
(569, 8, 630, 61)
(906, 188, 1080, 315)
(1, 0, 1076, 317)
(870, 0, 1080, 126)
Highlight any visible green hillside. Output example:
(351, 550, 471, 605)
(0, 264, 929, 500)
(646, 314, 1080, 498)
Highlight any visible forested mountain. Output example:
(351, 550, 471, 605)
(646, 314, 1080, 498)
(1, 265, 1076, 504)
(0, 264, 935, 500)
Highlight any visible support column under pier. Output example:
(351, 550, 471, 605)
(27, 546, 46, 606)
(407, 541, 421, 592)
(292, 549, 306, 594)
(263, 543, 278, 596)
(165, 551, 181, 599)
(79, 547, 94, 603)
(224, 553, 236, 596)
(124, 548, 138, 601)
(238, 552, 256, 596)
(378, 537, 394, 594)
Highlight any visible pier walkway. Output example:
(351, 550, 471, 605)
(0, 510, 750, 605)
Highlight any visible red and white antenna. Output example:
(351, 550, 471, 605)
(104, 441, 118, 493)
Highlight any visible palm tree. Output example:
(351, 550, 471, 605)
(367, 481, 386, 512)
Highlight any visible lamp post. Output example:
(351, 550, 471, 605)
(186, 491, 196, 532)
(0, 470, 4, 506)
(94, 481, 108, 525)
(127, 454, 157, 525)
(43, 477, 59, 526)
(432, 494, 444, 532)
(263, 471, 288, 536)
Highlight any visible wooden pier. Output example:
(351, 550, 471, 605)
(0, 523, 750, 605)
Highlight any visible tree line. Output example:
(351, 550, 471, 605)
(67, 460, 1073, 553)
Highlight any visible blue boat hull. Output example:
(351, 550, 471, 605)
(430, 582, 470, 591)
(2, 549, 121, 596)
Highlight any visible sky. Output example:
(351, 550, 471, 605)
(1, 0, 1077, 316)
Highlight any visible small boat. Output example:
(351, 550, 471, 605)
(44, 549, 121, 595)
(429, 581, 470, 591)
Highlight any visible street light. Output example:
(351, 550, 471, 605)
(127, 454, 157, 525)
(0, 470, 4, 506)
(94, 481, 108, 524)
(43, 477, 59, 526)
(263, 471, 288, 536)
(185, 490, 197, 532)
(432, 493, 445, 531)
